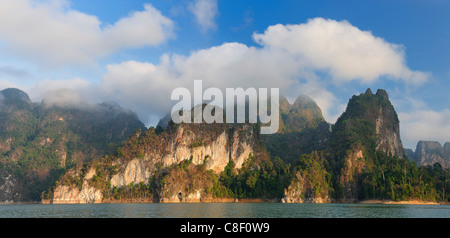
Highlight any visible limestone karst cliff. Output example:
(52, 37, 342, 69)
(44, 117, 264, 204)
(405, 141, 450, 169)
(0, 88, 145, 202)
(328, 88, 406, 201)
(263, 95, 331, 163)
(281, 151, 331, 203)
(18, 88, 447, 204)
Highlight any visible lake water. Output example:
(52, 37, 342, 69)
(0, 203, 449, 218)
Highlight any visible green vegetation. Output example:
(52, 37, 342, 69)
(292, 151, 332, 199)
(107, 182, 152, 201)
(190, 140, 204, 148)
(277, 95, 326, 134)
(328, 92, 383, 163)
(6, 88, 450, 204)
(0, 88, 145, 201)
(80, 152, 292, 201)
(325, 90, 449, 202)
(263, 121, 330, 163)
(212, 154, 291, 199)
(359, 152, 449, 202)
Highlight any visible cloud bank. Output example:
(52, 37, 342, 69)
(0, 0, 174, 67)
(1, 6, 442, 146)
(252, 18, 429, 85)
(399, 109, 450, 149)
(100, 18, 429, 124)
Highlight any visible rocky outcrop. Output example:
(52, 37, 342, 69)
(281, 171, 330, 204)
(406, 141, 450, 168)
(160, 189, 203, 203)
(44, 120, 259, 204)
(328, 89, 405, 200)
(277, 95, 326, 134)
(444, 143, 450, 165)
(51, 183, 103, 204)
(329, 88, 405, 160)
(373, 89, 404, 158)
(405, 148, 415, 161)
(281, 151, 331, 203)
(375, 108, 404, 158)
(110, 159, 150, 188)
(48, 167, 102, 204)
(263, 95, 331, 163)
(158, 125, 254, 173)
(0, 172, 21, 202)
(0, 88, 146, 202)
(282, 171, 307, 203)
(337, 149, 366, 202)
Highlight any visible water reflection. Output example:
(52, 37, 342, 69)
(0, 203, 449, 218)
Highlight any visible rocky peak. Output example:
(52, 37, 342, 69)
(404, 148, 416, 161)
(330, 88, 404, 159)
(0, 88, 33, 111)
(416, 141, 443, 154)
(375, 89, 389, 100)
(263, 95, 330, 162)
(45, 104, 266, 204)
(0, 88, 146, 202)
(444, 142, 450, 155)
(413, 141, 449, 168)
(292, 95, 317, 109)
(328, 88, 404, 200)
(0, 88, 32, 104)
(278, 94, 325, 134)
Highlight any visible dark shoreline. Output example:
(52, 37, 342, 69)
(3, 198, 448, 205)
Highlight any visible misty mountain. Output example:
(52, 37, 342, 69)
(405, 141, 450, 169)
(43, 88, 448, 204)
(1, 87, 448, 204)
(327, 88, 406, 201)
(0, 88, 145, 201)
(263, 95, 331, 163)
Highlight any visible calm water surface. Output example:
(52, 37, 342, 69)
(0, 203, 449, 218)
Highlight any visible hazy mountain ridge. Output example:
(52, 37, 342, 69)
(278, 95, 327, 134)
(0, 88, 145, 201)
(42, 88, 449, 204)
(0, 87, 448, 203)
(43, 115, 271, 203)
(263, 95, 331, 163)
(405, 141, 450, 169)
(327, 89, 406, 201)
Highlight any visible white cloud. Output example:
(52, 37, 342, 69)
(0, 76, 99, 109)
(253, 18, 429, 85)
(103, 4, 174, 50)
(0, 80, 20, 90)
(2, 16, 421, 126)
(296, 80, 346, 123)
(399, 109, 450, 149)
(100, 43, 304, 124)
(0, 9, 437, 141)
(390, 95, 450, 149)
(0, 0, 174, 67)
(41, 88, 90, 108)
(100, 18, 429, 126)
(188, 0, 219, 32)
(26, 77, 100, 109)
(101, 60, 173, 123)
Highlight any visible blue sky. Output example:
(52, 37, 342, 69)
(0, 0, 449, 149)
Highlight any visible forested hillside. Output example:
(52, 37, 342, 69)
(0, 88, 145, 201)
